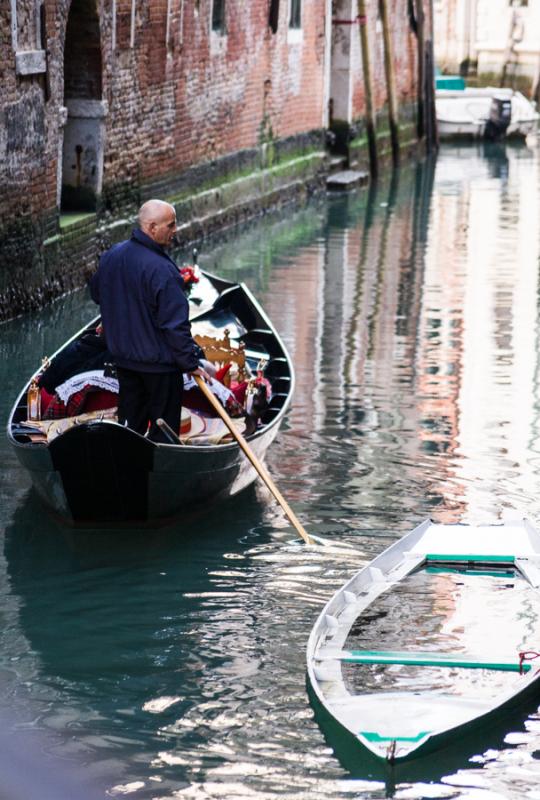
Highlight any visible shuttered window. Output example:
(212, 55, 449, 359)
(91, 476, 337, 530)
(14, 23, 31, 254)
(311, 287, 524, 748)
(289, 0, 301, 28)
(212, 0, 225, 32)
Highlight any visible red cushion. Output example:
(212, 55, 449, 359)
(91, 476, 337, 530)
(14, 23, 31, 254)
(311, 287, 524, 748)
(83, 390, 118, 412)
(230, 381, 248, 405)
(215, 363, 232, 383)
(40, 388, 54, 415)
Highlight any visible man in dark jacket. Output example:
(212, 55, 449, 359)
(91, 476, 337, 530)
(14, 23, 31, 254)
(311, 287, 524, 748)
(90, 199, 207, 442)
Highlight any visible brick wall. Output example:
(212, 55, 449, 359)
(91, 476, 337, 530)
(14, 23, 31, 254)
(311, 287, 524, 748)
(331, 0, 429, 158)
(0, 0, 429, 320)
(102, 0, 329, 205)
(1, 1, 329, 221)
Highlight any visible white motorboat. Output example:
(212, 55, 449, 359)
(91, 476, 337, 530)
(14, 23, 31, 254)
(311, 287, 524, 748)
(436, 85, 538, 139)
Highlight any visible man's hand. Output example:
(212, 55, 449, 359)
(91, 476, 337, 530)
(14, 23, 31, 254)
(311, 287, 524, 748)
(190, 366, 211, 383)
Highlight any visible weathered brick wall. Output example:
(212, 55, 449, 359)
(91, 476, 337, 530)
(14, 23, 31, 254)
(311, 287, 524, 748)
(0, 0, 333, 319)
(0, 1, 57, 284)
(1, 0, 329, 225)
(348, 0, 423, 125)
(0, 0, 429, 320)
(102, 0, 328, 210)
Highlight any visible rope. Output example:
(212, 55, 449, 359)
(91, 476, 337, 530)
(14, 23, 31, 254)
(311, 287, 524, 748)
(518, 650, 540, 675)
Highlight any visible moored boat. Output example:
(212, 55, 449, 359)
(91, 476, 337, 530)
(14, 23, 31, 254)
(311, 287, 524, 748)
(307, 519, 540, 769)
(435, 77, 539, 140)
(7, 270, 294, 527)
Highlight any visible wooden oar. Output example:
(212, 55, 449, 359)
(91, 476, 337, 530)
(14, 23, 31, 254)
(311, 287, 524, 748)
(193, 375, 313, 545)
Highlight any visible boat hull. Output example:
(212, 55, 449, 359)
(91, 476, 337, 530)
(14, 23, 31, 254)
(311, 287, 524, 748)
(307, 671, 540, 782)
(437, 118, 538, 139)
(16, 420, 278, 527)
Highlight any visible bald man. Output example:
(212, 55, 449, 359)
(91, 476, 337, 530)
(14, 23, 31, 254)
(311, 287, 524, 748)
(90, 199, 206, 443)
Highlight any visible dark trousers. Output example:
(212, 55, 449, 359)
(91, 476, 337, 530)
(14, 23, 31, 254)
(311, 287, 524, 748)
(117, 367, 183, 443)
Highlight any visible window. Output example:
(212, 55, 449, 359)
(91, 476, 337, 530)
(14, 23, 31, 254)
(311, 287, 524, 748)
(212, 0, 225, 32)
(269, 0, 279, 33)
(289, 0, 301, 28)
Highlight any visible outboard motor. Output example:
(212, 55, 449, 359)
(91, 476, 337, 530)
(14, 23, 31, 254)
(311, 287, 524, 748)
(484, 96, 512, 141)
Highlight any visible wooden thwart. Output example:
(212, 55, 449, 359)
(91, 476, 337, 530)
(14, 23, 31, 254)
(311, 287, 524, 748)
(426, 554, 515, 564)
(319, 649, 531, 672)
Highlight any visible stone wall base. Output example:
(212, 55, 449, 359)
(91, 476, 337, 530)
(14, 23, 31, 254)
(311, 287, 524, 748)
(0, 122, 424, 323)
(0, 132, 328, 323)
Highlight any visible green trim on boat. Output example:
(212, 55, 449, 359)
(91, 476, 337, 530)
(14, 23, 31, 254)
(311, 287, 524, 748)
(426, 554, 515, 564)
(360, 730, 431, 743)
(340, 650, 530, 672)
(425, 567, 516, 578)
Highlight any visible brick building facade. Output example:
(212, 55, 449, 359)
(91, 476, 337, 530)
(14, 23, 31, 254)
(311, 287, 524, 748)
(0, 0, 433, 322)
(331, 0, 426, 157)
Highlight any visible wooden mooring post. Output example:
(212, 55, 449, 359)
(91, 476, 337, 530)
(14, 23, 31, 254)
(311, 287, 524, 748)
(411, 0, 437, 153)
(379, 0, 400, 164)
(357, 0, 378, 177)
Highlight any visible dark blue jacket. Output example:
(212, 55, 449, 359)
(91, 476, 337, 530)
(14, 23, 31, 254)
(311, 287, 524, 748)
(90, 229, 199, 373)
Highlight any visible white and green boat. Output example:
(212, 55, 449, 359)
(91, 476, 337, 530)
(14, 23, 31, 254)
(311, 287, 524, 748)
(307, 520, 540, 768)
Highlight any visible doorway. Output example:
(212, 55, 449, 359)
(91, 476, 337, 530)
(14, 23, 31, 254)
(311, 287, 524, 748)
(60, 0, 106, 212)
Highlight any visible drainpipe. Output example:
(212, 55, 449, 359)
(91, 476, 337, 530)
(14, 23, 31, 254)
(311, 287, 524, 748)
(10, 0, 17, 50)
(357, 0, 378, 176)
(379, 0, 400, 164)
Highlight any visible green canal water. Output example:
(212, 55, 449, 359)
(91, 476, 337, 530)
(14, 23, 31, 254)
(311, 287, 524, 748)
(2, 142, 540, 798)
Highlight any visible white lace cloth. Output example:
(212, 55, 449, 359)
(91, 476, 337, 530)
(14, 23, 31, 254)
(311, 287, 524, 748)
(56, 370, 231, 407)
(56, 370, 119, 403)
(183, 374, 234, 406)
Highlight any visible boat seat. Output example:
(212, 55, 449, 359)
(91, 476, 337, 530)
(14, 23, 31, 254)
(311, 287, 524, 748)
(425, 553, 516, 565)
(316, 649, 530, 672)
(194, 329, 247, 383)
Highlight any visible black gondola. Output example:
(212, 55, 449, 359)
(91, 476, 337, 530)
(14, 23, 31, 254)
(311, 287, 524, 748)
(7, 271, 294, 527)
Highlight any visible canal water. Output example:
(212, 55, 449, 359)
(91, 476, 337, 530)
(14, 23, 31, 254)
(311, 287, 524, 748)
(2, 141, 540, 798)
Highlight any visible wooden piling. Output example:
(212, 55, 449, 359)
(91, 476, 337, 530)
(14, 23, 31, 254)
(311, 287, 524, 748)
(424, 36, 438, 152)
(357, 0, 378, 177)
(415, 0, 425, 141)
(379, 0, 400, 164)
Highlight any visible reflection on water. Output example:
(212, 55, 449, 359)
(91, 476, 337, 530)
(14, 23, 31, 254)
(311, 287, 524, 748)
(2, 140, 540, 797)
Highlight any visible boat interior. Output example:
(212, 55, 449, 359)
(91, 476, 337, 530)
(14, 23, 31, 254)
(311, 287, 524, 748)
(340, 562, 536, 700)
